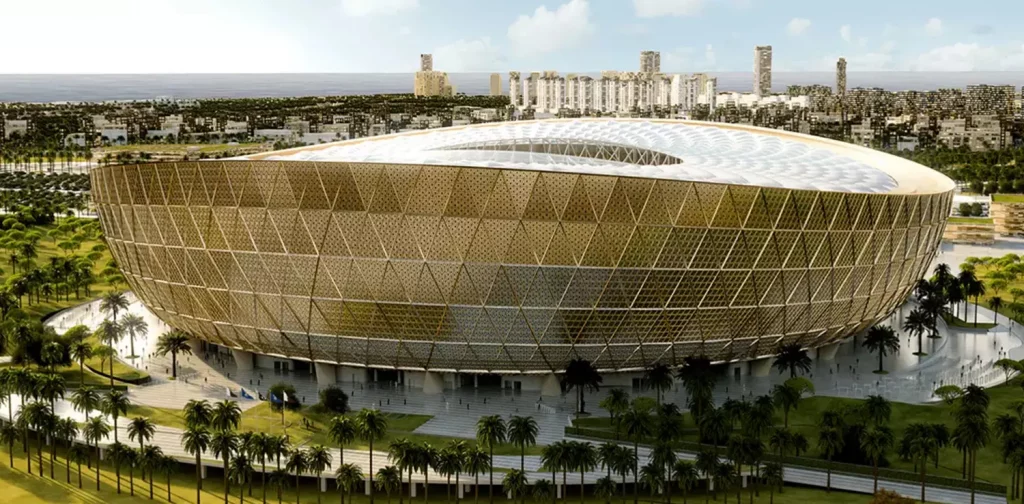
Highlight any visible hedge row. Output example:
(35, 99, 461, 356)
(566, 428, 1006, 496)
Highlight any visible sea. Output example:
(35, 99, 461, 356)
(1, 72, 1024, 103)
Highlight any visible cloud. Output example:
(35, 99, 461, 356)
(340, 0, 418, 17)
(972, 24, 994, 35)
(662, 44, 717, 71)
(786, 18, 811, 36)
(434, 37, 504, 72)
(705, 44, 716, 67)
(910, 42, 1024, 71)
(507, 0, 595, 56)
(880, 41, 896, 53)
(925, 17, 943, 36)
(398, 26, 412, 36)
(633, 0, 705, 17)
(839, 25, 851, 43)
(619, 23, 649, 35)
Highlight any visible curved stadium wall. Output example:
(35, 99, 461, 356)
(91, 158, 951, 374)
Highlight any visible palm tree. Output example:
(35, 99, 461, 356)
(863, 325, 900, 373)
(212, 430, 239, 504)
(421, 442, 440, 502)
(211, 400, 242, 431)
(594, 476, 616, 504)
(570, 441, 597, 504)
(357, 408, 390, 504)
(95, 320, 122, 386)
(643, 363, 674, 405)
(599, 389, 630, 439)
(863, 395, 892, 428)
(761, 462, 783, 504)
(128, 416, 157, 453)
(508, 415, 539, 489)
(287, 448, 310, 504)
(909, 432, 937, 502)
(70, 386, 101, 425)
(376, 466, 403, 504)
(100, 290, 130, 324)
(770, 383, 801, 429)
(438, 444, 463, 503)
(329, 416, 357, 473)
(139, 445, 165, 499)
(503, 469, 528, 502)
(107, 442, 131, 494)
(68, 443, 90, 489)
(860, 427, 894, 493)
(533, 480, 553, 503)
(563, 358, 602, 418)
(960, 270, 985, 327)
(465, 446, 491, 504)
(125, 446, 139, 496)
(22, 401, 52, 477)
(771, 343, 811, 378)
(991, 296, 1004, 324)
(121, 312, 147, 359)
(902, 308, 930, 356)
(336, 463, 364, 504)
(182, 425, 212, 504)
(230, 454, 255, 504)
(711, 462, 734, 503)
(184, 399, 214, 429)
(639, 462, 663, 497)
(0, 422, 16, 468)
(84, 417, 111, 490)
(541, 441, 570, 504)
(69, 340, 93, 384)
(388, 437, 414, 504)
(621, 406, 652, 504)
(476, 414, 507, 504)
(817, 427, 844, 493)
(672, 460, 698, 504)
(155, 330, 193, 379)
(255, 433, 274, 504)
(308, 445, 334, 504)
(597, 442, 619, 482)
(270, 468, 291, 504)
(103, 390, 131, 443)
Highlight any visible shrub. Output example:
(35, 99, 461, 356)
(318, 385, 350, 414)
(869, 489, 914, 504)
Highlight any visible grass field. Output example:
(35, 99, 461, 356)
(992, 193, 1024, 203)
(946, 216, 994, 225)
(941, 312, 997, 329)
(0, 442, 929, 504)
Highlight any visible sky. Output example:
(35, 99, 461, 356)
(2, 0, 1024, 73)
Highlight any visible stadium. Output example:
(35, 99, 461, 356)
(91, 119, 954, 390)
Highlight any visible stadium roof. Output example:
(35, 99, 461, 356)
(248, 119, 953, 195)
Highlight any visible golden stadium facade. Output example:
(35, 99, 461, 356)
(91, 119, 954, 374)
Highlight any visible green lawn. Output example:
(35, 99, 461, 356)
(0, 442, 929, 504)
(941, 312, 997, 329)
(80, 336, 148, 383)
(95, 143, 264, 154)
(946, 216, 994, 225)
(992, 193, 1024, 203)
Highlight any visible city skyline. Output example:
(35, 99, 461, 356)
(2, 0, 1024, 74)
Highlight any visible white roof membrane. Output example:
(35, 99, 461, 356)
(260, 120, 905, 193)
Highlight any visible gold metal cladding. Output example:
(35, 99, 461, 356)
(91, 161, 952, 373)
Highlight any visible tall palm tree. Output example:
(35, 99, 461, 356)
(0, 422, 16, 468)
(960, 271, 985, 328)
(107, 441, 131, 494)
(860, 427, 894, 493)
(420, 442, 440, 503)
(570, 441, 597, 504)
(287, 448, 310, 504)
(94, 320, 122, 386)
(863, 325, 900, 373)
(329, 415, 357, 473)
(158, 455, 180, 502)
(230, 454, 255, 504)
(771, 343, 812, 378)
(817, 426, 844, 493)
(308, 445, 334, 504)
(270, 468, 291, 504)
(902, 308, 930, 356)
(598, 389, 630, 439)
(770, 383, 801, 429)
(507, 415, 539, 490)
(357, 408, 390, 504)
(621, 406, 652, 504)
(54, 417, 78, 483)
(563, 358, 603, 418)
(336, 463, 364, 504)
(990, 296, 1004, 324)
(22, 401, 52, 477)
(476, 414, 507, 504)
(541, 441, 570, 504)
(465, 446, 491, 504)
(120, 312, 147, 359)
(443, 440, 468, 503)
(256, 433, 274, 504)
(70, 386, 100, 425)
(182, 425, 212, 504)
(68, 443, 90, 489)
(69, 340, 93, 384)
(139, 445, 165, 499)
(376, 466, 403, 504)
(388, 437, 414, 504)
(155, 330, 193, 379)
(760, 462, 783, 504)
(677, 356, 715, 421)
(597, 442, 619, 482)
(84, 417, 111, 490)
(643, 363, 674, 406)
(102, 390, 131, 443)
(909, 431, 937, 503)
(437, 444, 463, 503)
(212, 430, 239, 504)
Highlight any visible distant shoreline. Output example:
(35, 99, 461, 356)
(2, 71, 1023, 104)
